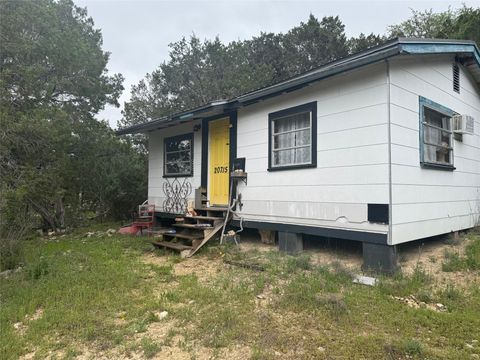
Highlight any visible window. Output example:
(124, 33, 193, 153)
(268, 102, 317, 171)
(420, 97, 455, 170)
(164, 133, 193, 177)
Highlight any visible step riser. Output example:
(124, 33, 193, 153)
(156, 207, 229, 256)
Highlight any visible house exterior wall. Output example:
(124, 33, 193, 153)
(389, 55, 480, 245)
(148, 120, 202, 211)
(234, 62, 390, 235)
(145, 54, 480, 245)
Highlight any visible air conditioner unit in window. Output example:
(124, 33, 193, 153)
(452, 114, 474, 135)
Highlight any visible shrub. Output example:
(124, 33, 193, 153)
(442, 238, 480, 272)
(27, 258, 49, 280)
(442, 250, 464, 272)
(465, 239, 480, 270)
(0, 189, 32, 271)
(0, 236, 24, 271)
(402, 339, 423, 355)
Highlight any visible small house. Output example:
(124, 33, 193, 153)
(118, 38, 480, 272)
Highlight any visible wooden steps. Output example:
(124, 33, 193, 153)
(188, 215, 223, 221)
(163, 233, 203, 241)
(195, 207, 227, 212)
(152, 206, 229, 257)
(173, 223, 213, 229)
(152, 241, 192, 251)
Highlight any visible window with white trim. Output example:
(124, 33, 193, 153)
(163, 133, 193, 177)
(420, 100, 454, 168)
(268, 102, 317, 170)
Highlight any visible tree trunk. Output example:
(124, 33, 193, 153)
(55, 197, 65, 229)
(27, 198, 57, 232)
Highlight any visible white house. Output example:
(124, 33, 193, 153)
(118, 38, 480, 272)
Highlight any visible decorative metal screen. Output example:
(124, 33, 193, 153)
(162, 178, 192, 214)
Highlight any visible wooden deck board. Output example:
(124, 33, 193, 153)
(152, 241, 192, 251)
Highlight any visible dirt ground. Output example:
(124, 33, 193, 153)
(131, 229, 478, 360)
(144, 228, 478, 289)
(29, 228, 477, 360)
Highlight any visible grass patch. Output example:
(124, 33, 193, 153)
(442, 250, 465, 271)
(402, 338, 423, 356)
(442, 236, 480, 271)
(378, 266, 432, 297)
(1, 227, 479, 359)
(0, 230, 161, 359)
(139, 337, 161, 358)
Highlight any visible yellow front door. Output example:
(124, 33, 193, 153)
(209, 118, 230, 205)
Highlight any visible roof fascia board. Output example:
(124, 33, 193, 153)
(237, 46, 401, 105)
(116, 39, 480, 136)
(115, 101, 232, 135)
(400, 43, 480, 67)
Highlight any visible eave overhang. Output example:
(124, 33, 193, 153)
(116, 38, 480, 136)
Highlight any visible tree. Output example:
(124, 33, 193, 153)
(282, 15, 349, 75)
(348, 33, 387, 54)
(0, 0, 144, 236)
(119, 34, 276, 149)
(0, 0, 123, 114)
(389, 6, 480, 44)
(120, 14, 352, 131)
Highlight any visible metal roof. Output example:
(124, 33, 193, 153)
(116, 38, 480, 135)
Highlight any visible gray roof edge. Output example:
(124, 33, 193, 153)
(235, 39, 402, 103)
(115, 100, 230, 135)
(116, 38, 480, 135)
(236, 38, 480, 104)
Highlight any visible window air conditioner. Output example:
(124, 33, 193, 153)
(452, 114, 474, 135)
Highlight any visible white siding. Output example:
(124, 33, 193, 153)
(389, 55, 480, 244)
(235, 63, 390, 234)
(145, 54, 480, 245)
(148, 121, 202, 211)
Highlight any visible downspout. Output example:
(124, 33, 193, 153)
(386, 59, 393, 245)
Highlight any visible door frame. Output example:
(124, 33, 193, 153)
(201, 111, 237, 204)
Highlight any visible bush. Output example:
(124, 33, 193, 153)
(0, 236, 24, 271)
(27, 258, 49, 280)
(0, 189, 31, 271)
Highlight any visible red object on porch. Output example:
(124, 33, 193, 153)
(132, 204, 155, 235)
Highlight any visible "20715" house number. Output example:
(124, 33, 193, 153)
(214, 166, 228, 174)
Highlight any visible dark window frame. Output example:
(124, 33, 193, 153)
(163, 133, 194, 178)
(268, 101, 317, 171)
(419, 96, 456, 171)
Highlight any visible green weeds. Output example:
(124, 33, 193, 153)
(1, 227, 479, 359)
(442, 236, 480, 271)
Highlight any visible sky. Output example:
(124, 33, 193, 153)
(75, 0, 478, 128)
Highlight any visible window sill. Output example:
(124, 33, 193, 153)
(267, 163, 316, 172)
(163, 174, 193, 178)
(420, 162, 456, 171)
